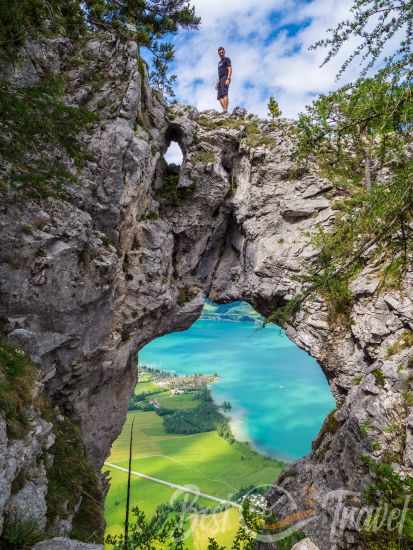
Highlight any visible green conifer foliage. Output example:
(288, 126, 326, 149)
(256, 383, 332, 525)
(267, 96, 281, 122)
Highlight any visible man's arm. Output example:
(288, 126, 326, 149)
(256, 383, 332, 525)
(226, 61, 232, 85)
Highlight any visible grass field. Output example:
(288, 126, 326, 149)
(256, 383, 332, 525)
(190, 508, 241, 549)
(104, 375, 284, 548)
(134, 377, 160, 395)
(156, 392, 199, 410)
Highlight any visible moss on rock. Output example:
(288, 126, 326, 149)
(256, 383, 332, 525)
(46, 415, 104, 544)
(0, 340, 37, 439)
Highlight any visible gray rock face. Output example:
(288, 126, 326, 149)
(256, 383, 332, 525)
(33, 538, 102, 550)
(0, 411, 54, 534)
(292, 539, 320, 550)
(1, 33, 413, 549)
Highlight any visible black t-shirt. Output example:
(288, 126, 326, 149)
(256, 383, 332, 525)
(218, 57, 231, 80)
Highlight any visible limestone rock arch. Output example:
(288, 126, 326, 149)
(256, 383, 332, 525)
(1, 35, 412, 549)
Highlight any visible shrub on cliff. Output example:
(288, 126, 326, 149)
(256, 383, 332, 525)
(277, 0, 413, 322)
(292, 76, 413, 318)
(46, 415, 104, 543)
(0, 77, 96, 198)
(0, 1, 200, 62)
(361, 458, 413, 549)
(0, 340, 37, 439)
(0, 519, 44, 549)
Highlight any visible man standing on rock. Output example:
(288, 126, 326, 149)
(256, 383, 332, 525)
(217, 47, 232, 113)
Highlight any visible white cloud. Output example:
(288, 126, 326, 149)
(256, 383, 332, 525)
(189, 0, 290, 29)
(171, 0, 361, 118)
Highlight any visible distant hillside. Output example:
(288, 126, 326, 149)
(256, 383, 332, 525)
(201, 301, 263, 323)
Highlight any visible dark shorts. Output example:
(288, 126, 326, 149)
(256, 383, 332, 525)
(217, 79, 229, 99)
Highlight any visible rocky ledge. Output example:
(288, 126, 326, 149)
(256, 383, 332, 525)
(1, 33, 412, 549)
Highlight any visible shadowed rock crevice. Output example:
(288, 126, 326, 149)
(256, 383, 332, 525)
(165, 124, 186, 154)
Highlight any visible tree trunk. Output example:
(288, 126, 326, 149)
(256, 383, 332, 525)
(364, 151, 372, 190)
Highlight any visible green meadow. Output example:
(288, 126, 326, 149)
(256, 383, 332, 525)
(104, 375, 284, 548)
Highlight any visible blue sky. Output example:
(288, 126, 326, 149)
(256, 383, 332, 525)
(169, 0, 358, 118)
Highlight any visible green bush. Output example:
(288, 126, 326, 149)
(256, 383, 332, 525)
(0, 519, 44, 549)
(312, 409, 340, 451)
(191, 150, 216, 164)
(268, 96, 282, 122)
(0, 77, 96, 198)
(46, 416, 104, 543)
(276, 531, 306, 550)
(197, 116, 245, 131)
(106, 506, 185, 549)
(371, 369, 386, 388)
(0, 340, 37, 439)
(387, 331, 413, 357)
(0, 0, 85, 61)
(156, 171, 195, 207)
(268, 68, 413, 327)
(243, 122, 275, 148)
(361, 459, 413, 549)
(177, 287, 198, 306)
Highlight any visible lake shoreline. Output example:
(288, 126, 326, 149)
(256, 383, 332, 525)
(139, 364, 293, 465)
(104, 369, 285, 547)
(139, 307, 334, 459)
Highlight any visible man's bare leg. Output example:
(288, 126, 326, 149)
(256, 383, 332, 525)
(223, 95, 229, 112)
(218, 96, 228, 113)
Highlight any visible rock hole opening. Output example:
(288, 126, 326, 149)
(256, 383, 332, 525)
(164, 140, 183, 167)
(164, 124, 185, 168)
(104, 300, 335, 542)
(162, 140, 184, 193)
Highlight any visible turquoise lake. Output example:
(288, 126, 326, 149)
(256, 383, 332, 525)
(139, 303, 335, 461)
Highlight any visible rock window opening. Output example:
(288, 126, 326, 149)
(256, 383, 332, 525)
(162, 140, 184, 195)
(103, 300, 335, 544)
(164, 140, 183, 167)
